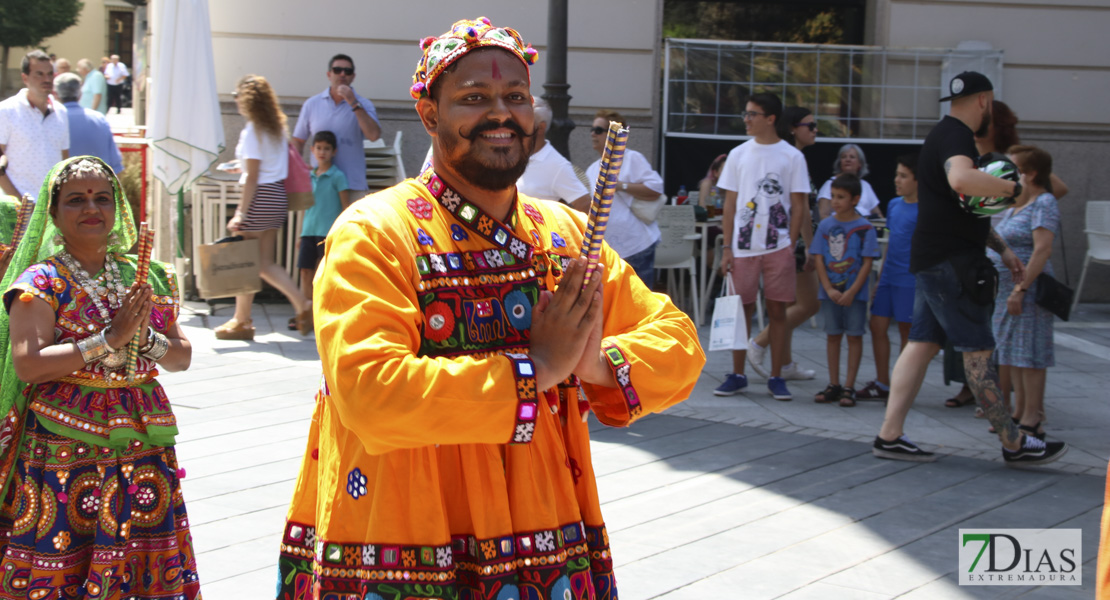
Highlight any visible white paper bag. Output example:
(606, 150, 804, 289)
(708, 277, 748, 352)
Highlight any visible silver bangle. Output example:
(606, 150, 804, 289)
(142, 331, 170, 362)
(75, 331, 111, 364)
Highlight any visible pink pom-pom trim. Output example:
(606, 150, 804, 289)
(176, 467, 187, 479)
(127, 484, 139, 495)
(57, 491, 68, 504)
(479, 16, 491, 25)
(411, 82, 427, 97)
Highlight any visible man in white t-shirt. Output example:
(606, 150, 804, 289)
(517, 97, 588, 208)
(0, 51, 70, 198)
(714, 93, 809, 401)
(104, 54, 130, 114)
(585, 109, 665, 288)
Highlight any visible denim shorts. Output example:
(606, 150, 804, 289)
(624, 242, 658, 289)
(908, 259, 995, 352)
(821, 299, 867, 336)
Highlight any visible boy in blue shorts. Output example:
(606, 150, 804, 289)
(299, 130, 350, 300)
(811, 174, 880, 407)
(859, 153, 919, 400)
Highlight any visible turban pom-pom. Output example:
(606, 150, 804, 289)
(419, 36, 436, 51)
(411, 82, 427, 98)
(524, 46, 539, 64)
(479, 16, 491, 25)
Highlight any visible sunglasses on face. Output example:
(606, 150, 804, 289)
(796, 122, 818, 131)
(331, 66, 354, 76)
(590, 126, 609, 135)
(740, 111, 767, 120)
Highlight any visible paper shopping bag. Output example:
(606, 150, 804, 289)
(708, 277, 748, 352)
(196, 236, 262, 299)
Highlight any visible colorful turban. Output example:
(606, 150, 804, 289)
(410, 16, 539, 100)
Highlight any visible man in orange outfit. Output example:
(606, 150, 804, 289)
(275, 17, 705, 600)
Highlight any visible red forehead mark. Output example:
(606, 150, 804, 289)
(491, 57, 502, 80)
(87, 189, 93, 194)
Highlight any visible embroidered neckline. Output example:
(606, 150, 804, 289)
(418, 167, 534, 264)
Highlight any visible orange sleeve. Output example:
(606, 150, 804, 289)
(313, 206, 539, 456)
(1097, 459, 1110, 599)
(547, 206, 705, 427)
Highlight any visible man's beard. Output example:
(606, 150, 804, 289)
(441, 119, 536, 191)
(975, 106, 992, 138)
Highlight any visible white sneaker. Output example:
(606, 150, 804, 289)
(781, 362, 816, 381)
(746, 338, 769, 379)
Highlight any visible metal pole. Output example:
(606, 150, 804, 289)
(541, 0, 574, 160)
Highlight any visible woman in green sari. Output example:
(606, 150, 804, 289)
(0, 156, 200, 599)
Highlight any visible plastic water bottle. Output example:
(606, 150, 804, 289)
(676, 185, 688, 205)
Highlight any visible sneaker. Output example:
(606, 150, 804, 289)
(767, 376, 792, 401)
(1003, 435, 1067, 466)
(857, 380, 889, 400)
(746, 339, 769, 379)
(713, 373, 748, 396)
(781, 362, 816, 381)
(872, 435, 937, 462)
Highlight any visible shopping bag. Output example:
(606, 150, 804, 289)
(285, 142, 315, 212)
(196, 236, 262, 299)
(708, 276, 748, 352)
(631, 193, 667, 224)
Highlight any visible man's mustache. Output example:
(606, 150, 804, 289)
(458, 119, 538, 142)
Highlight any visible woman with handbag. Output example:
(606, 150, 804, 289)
(988, 145, 1061, 441)
(218, 74, 311, 340)
(584, 109, 665, 288)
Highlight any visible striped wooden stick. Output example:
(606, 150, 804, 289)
(10, 194, 34, 250)
(126, 224, 155, 381)
(579, 122, 629, 286)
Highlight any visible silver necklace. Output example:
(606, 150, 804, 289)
(57, 250, 128, 327)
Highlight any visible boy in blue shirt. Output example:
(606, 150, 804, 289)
(859, 153, 919, 401)
(299, 130, 350, 299)
(811, 174, 880, 407)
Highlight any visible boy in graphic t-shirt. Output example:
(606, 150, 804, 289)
(810, 174, 879, 407)
(713, 93, 810, 401)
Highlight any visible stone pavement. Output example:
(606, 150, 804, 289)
(166, 299, 1110, 599)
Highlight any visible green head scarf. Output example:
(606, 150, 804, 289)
(0, 156, 137, 481)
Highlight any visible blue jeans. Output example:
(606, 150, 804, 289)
(624, 242, 658, 289)
(909, 259, 996, 352)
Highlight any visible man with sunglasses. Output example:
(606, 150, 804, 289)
(292, 54, 381, 201)
(714, 92, 810, 401)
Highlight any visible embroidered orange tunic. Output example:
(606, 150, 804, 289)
(277, 170, 705, 600)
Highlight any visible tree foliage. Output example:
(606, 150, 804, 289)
(0, 0, 84, 92)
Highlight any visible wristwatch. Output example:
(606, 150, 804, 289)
(621, 182, 628, 191)
(352, 104, 363, 112)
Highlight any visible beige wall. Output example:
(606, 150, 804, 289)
(207, 0, 657, 113)
(874, 0, 1110, 129)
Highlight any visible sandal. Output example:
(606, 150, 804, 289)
(287, 317, 298, 331)
(1017, 422, 1046, 441)
(838, 388, 857, 407)
(944, 392, 976, 408)
(815, 384, 842, 404)
(214, 318, 255, 341)
(295, 302, 314, 336)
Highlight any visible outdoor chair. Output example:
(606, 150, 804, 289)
(654, 204, 702, 325)
(1071, 200, 1110, 314)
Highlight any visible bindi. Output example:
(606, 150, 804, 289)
(87, 189, 93, 194)
(491, 57, 501, 80)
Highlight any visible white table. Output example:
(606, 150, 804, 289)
(694, 218, 722, 317)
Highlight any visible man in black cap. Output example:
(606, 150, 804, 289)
(872, 71, 1068, 466)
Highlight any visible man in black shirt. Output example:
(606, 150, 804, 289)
(873, 72, 1067, 466)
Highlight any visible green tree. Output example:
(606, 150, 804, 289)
(0, 0, 84, 93)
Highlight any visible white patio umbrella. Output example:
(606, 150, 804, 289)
(148, 0, 224, 259)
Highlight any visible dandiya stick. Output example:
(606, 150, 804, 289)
(126, 224, 155, 381)
(9, 194, 34, 250)
(579, 121, 629, 286)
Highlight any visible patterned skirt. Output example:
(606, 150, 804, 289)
(0, 412, 201, 599)
(239, 181, 288, 232)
